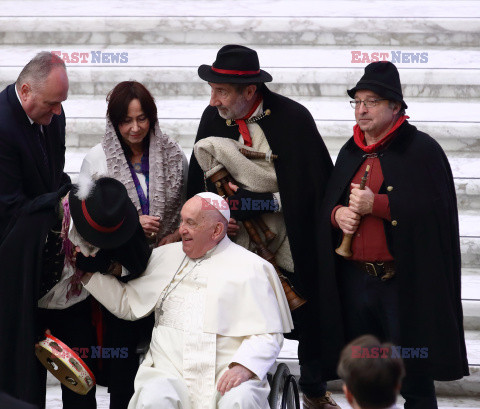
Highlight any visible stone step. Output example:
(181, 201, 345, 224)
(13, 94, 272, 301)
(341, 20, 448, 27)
(1, 45, 480, 70)
(464, 300, 480, 332)
(1, 16, 479, 48)
(456, 179, 480, 212)
(3, 0, 480, 18)
(59, 96, 480, 156)
(462, 238, 480, 269)
(60, 96, 480, 123)
(278, 331, 480, 397)
(462, 273, 480, 331)
(64, 116, 480, 157)
(462, 273, 480, 301)
(2, 66, 480, 99)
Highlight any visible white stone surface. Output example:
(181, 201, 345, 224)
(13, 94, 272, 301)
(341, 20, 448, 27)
(462, 275, 480, 301)
(460, 214, 480, 238)
(3, 0, 480, 18)
(59, 96, 480, 123)
(2, 67, 480, 98)
(1, 17, 479, 49)
(1, 46, 479, 69)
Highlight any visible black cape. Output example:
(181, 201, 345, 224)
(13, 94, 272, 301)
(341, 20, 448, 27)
(319, 121, 469, 380)
(187, 85, 344, 378)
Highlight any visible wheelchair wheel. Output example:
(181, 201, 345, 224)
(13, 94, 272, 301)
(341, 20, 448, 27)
(268, 363, 300, 409)
(280, 374, 300, 409)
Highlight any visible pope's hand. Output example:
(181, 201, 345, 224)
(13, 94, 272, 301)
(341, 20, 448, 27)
(217, 363, 254, 395)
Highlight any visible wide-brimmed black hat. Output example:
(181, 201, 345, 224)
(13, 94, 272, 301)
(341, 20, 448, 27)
(347, 61, 408, 110)
(69, 177, 138, 249)
(198, 44, 272, 84)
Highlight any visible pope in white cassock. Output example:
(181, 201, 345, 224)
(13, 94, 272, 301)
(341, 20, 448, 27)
(80, 191, 293, 409)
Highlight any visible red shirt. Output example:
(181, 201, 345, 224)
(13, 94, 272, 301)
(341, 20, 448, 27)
(331, 155, 393, 262)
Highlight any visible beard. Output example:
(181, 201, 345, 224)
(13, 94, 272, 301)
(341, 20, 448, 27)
(216, 94, 251, 120)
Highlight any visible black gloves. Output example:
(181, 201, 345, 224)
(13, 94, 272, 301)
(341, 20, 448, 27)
(228, 188, 278, 221)
(22, 183, 72, 215)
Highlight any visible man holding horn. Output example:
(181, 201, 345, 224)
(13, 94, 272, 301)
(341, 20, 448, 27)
(320, 61, 468, 409)
(187, 45, 343, 408)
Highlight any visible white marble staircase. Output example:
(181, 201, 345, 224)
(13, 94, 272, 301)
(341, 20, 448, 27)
(1, 0, 479, 407)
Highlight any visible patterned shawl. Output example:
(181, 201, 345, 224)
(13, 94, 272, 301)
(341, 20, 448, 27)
(102, 119, 184, 240)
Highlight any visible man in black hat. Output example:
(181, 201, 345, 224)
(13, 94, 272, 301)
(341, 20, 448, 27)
(68, 176, 153, 409)
(319, 61, 469, 408)
(187, 44, 343, 409)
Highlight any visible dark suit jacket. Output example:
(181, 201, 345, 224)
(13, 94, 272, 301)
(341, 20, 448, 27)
(0, 83, 70, 240)
(0, 84, 70, 404)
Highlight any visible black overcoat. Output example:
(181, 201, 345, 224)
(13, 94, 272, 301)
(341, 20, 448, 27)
(0, 83, 70, 403)
(0, 84, 70, 240)
(188, 85, 344, 378)
(319, 121, 469, 380)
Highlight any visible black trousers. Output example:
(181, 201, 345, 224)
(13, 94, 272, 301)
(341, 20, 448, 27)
(101, 307, 154, 409)
(338, 260, 438, 409)
(37, 298, 97, 409)
(283, 270, 327, 398)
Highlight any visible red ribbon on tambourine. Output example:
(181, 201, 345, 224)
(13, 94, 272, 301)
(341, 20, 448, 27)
(35, 333, 95, 395)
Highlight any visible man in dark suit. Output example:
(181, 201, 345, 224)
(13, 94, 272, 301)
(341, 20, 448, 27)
(0, 51, 70, 238)
(0, 52, 97, 409)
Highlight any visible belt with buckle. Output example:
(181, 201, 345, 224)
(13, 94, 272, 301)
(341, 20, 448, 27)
(354, 261, 396, 281)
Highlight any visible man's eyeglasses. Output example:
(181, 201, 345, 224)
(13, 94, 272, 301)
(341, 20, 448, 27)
(350, 99, 387, 109)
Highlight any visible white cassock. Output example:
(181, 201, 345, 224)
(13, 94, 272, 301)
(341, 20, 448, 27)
(84, 236, 293, 409)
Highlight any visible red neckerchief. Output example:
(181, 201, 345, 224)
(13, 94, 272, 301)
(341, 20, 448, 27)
(353, 115, 409, 153)
(235, 95, 263, 147)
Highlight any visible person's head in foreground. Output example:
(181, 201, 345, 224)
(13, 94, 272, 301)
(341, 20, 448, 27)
(337, 335, 405, 409)
(179, 192, 230, 259)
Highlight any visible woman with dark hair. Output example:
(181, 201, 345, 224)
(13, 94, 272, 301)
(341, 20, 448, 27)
(81, 80, 186, 245)
(79, 81, 186, 408)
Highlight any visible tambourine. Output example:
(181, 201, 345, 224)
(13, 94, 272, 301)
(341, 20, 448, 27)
(35, 333, 95, 395)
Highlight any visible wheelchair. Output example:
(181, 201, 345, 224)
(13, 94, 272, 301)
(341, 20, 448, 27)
(267, 363, 301, 409)
(138, 341, 300, 408)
